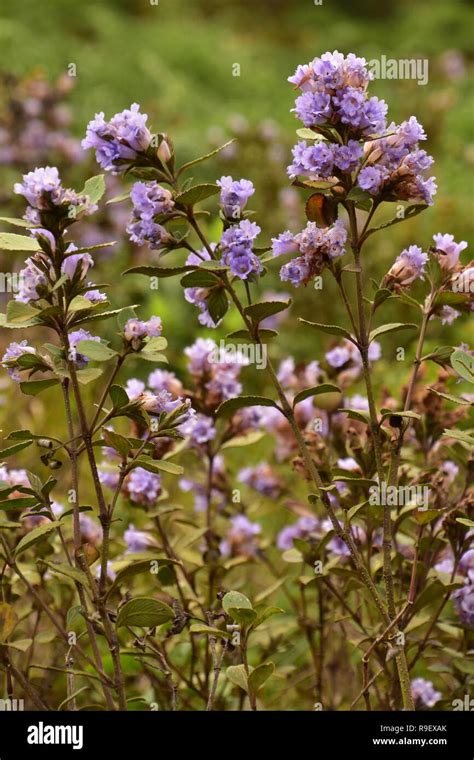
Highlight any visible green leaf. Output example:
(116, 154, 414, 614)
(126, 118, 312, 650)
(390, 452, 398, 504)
(456, 518, 474, 529)
(244, 300, 291, 324)
(178, 139, 236, 173)
(180, 270, 220, 287)
(6, 300, 39, 323)
(175, 183, 220, 206)
(40, 561, 88, 587)
(250, 607, 284, 631)
(132, 457, 183, 476)
(373, 288, 393, 310)
(0, 232, 40, 251)
(103, 429, 131, 459)
(76, 367, 103, 384)
(0, 497, 39, 510)
(0, 440, 33, 458)
(226, 328, 277, 341)
(221, 431, 265, 449)
(123, 265, 195, 278)
(0, 602, 17, 641)
(337, 408, 371, 425)
(429, 388, 472, 406)
(116, 597, 174, 628)
(107, 558, 175, 597)
(75, 340, 117, 361)
(298, 318, 355, 342)
(81, 175, 106, 204)
(369, 323, 417, 342)
(248, 662, 274, 694)
(226, 664, 249, 694)
(207, 288, 228, 323)
(222, 591, 255, 624)
(109, 384, 129, 409)
(450, 349, 474, 384)
(441, 429, 474, 446)
(295, 128, 325, 141)
(68, 295, 94, 312)
(293, 384, 341, 408)
(0, 216, 36, 228)
(14, 520, 61, 557)
(20, 379, 60, 396)
(364, 204, 428, 239)
(216, 396, 280, 419)
(6, 638, 33, 652)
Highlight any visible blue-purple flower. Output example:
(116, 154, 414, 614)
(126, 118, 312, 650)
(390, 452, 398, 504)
(217, 175, 254, 219)
(82, 104, 152, 173)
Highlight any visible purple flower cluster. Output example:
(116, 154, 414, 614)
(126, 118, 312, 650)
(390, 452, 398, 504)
(411, 678, 442, 708)
(289, 52, 386, 136)
(220, 514, 261, 558)
(288, 139, 362, 179)
(179, 413, 216, 446)
(123, 316, 162, 343)
(184, 337, 245, 404)
(217, 175, 254, 219)
(273, 219, 347, 286)
(15, 257, 47, 303)
(238, 463, 282, 498)
(82, 103, 152, 173)
(220, 220, 262, 280)
(325, 338, 381, 371)
(277, 515, 319, 550)
(14, 166, 97, 223)
(124, 523, 155, 553)
(358, 117, 436, 204)
(452, 582, 474, 627)
(125, 467, 161, 506)
(126, 181, 174, 251)
(1, 341, 36, 382)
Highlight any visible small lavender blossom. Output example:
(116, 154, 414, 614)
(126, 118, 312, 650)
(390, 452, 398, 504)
(277, 515, 319, 550)
(411, 678, 442, 708)
(15, 258, 47, 303)
(125, 467, 161, 506)
(387, 245, 428, 286)
(124, 378, 145, 400)
(68, 329, 100, 367)
(337, 457, 360, 471)
(326, 345, 350, 368)
(79, 514, 102, 544)
(271, 231, 299, 257)
(238, 463, 281, 498)
(2, 341, 36, 381)
(280, 257, 310, 286)
(84, 286, 107, 303)
(432, 233, 468, 271)
(179, 413, 216, 445)
(14, 166, 61, 208)
(220, 515, 261, 558)
(440, 305, 461, 325)
(184, 338, 216, 374)
(124, 523, 154, 553)
(217, 176, 255, 218)
(345, 394, 369, 411)
(123, 318, 148, 341)
(130, 181, 174, 219)
(61, 250, 94, 280)
(82, 104, 152, 173)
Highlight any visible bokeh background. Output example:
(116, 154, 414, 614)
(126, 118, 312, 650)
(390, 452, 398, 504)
(0, 0, 472, 453)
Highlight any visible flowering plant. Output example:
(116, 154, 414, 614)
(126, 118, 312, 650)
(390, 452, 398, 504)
(0, 51, 472, 712)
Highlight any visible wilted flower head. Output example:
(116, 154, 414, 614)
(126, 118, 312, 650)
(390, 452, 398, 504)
(384, 245, 428, 287)
(275, 219, 347, 286)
